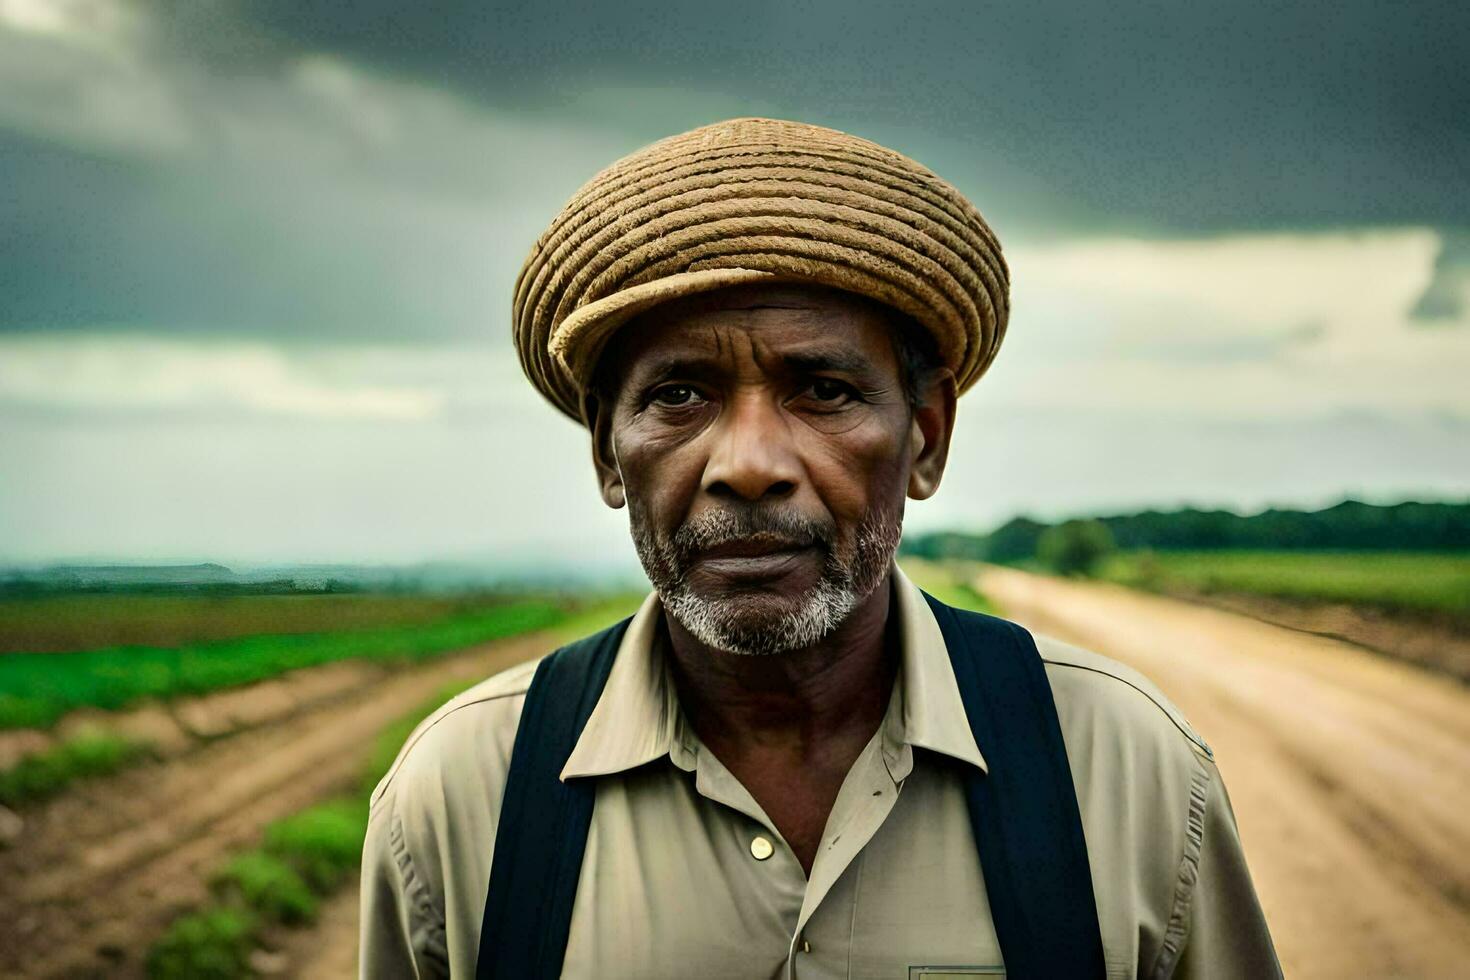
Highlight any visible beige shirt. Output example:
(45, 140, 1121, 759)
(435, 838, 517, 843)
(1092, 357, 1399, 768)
(360, 566, 1279, 979)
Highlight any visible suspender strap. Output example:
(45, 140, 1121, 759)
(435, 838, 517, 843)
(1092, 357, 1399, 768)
(475, 618, 631, 980)
(924, 591, 1107, 980)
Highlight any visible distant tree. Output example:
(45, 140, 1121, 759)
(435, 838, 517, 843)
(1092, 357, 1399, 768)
(1037, 520, 1116, 576)
(983, 517, 1049, 564)
(899, 531, 988, 561)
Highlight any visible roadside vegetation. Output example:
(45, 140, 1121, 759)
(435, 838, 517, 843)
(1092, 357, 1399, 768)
(0, 727, 156, 807)
(1095, 550, 1470, 622)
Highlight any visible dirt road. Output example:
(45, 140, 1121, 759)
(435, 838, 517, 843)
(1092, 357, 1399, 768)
(0, 632, 554, 979)
(977, 565, 1470, 980)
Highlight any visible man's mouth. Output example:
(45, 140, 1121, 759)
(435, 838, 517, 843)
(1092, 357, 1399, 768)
(699, 532, 810, 559)
(692, 532, 819, 580)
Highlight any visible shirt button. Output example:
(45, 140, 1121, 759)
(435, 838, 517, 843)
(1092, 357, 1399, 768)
(749, 835, 774, 861)
(800, 939, 812, 954)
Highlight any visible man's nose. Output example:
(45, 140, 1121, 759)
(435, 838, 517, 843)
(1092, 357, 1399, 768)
(702, 391, 801, 501)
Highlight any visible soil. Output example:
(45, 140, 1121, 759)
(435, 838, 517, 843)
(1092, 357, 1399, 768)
(0, 632, 551, 979)
(976, 565, 1470, 980)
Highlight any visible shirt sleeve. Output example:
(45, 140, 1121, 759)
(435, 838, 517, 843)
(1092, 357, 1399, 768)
(358, 790, 450, 979)
(1167, 763, 1283, 979)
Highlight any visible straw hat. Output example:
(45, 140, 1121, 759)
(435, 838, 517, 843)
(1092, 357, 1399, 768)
(513, 117, 1009, 421)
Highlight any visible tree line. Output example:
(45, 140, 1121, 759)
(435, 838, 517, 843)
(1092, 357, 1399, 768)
(901, 499, 1470, 567)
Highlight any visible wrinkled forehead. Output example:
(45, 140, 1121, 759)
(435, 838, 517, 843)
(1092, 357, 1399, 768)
(594, 283, 904, 389)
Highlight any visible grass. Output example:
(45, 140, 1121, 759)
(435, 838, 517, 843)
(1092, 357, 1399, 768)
(0, 599, 565, 730)
(0, 727, 154, 807)
(263, 799, 369, 893)
(210, 852, 319, 926)
(1095, 550, 1470, 621)
(144, 595, 640, 978)
(146, 907, 258, 980)
(898, 558, 998, 614)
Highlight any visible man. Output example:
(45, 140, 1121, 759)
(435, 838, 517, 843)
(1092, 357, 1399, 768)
(360, 118, 1280, 979)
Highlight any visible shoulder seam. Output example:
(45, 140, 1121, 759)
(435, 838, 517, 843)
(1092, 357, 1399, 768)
(370, 684, 532, 808)
(1041, 658, 1214, 758)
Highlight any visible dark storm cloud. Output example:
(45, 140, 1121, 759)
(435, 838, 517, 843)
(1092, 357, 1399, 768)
(235, 0, 1470, 230)
(2, 0, 1466, 340)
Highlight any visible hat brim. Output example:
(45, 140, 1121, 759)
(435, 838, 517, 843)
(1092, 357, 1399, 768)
(549, 266, 790, 422)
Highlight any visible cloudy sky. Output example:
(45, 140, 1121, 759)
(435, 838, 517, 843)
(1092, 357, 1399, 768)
(2, 0, 1467, 569)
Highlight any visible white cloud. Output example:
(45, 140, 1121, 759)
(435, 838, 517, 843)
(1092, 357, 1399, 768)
(988, 228, 1470, 421)
(0, 334, 448, 420)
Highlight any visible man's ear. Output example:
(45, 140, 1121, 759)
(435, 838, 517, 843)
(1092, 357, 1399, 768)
(584, 389, 627, 509)
(907, 369, 957, 501)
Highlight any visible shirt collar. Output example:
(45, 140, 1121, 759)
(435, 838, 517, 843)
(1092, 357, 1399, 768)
(559, 563, 987, 782)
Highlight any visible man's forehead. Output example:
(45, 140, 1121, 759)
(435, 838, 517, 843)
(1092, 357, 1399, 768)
(610, 284, 901, 368)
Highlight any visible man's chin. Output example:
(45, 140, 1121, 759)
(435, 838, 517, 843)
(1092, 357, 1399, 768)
(660, 584, 856, 657)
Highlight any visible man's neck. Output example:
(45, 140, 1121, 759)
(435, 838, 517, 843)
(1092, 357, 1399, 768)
(661, 571, 899, 756)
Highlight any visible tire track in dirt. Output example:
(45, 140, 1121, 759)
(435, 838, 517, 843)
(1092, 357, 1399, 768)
(0, 632, 553, 979)
(977, 565, 1470, 980)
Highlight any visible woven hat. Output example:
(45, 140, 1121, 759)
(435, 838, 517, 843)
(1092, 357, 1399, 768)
(513, 117, 1009, 421)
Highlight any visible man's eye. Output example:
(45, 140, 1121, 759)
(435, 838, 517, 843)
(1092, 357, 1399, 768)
(808, 379, 856, 403)
(652, 385, 700, 406)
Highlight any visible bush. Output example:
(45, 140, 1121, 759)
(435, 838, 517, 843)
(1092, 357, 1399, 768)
(0, 728, 153, 806)
(263, 798, 368, 893)
(145, 907, 257, 980)
(1037, 520, 1116, 576)
(211, 851, 318, 925)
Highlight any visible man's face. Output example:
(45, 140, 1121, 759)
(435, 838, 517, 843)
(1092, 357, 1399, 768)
(589, 284, 955, 656)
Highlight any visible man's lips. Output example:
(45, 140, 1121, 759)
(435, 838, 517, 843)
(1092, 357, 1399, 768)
(691, 533, 819, 579)
(698, 532, 812, 560)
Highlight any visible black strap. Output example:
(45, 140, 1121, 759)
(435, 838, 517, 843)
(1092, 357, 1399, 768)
(475, 617, 631, 980)
(924, 591, 1107, 980)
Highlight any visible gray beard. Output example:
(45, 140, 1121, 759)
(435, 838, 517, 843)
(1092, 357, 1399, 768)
(630, 501, 903, 657)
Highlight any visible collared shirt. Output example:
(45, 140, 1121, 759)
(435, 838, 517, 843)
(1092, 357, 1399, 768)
(360, 565, 1280, 979)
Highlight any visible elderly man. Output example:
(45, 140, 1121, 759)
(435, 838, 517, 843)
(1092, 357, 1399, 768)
(360, 118, 1280, 979)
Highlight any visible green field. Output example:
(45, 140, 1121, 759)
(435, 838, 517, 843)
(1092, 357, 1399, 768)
(1096, 550, 1470, 620)
(0, 598, 567, 730)
(0, 592, 529, 655)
